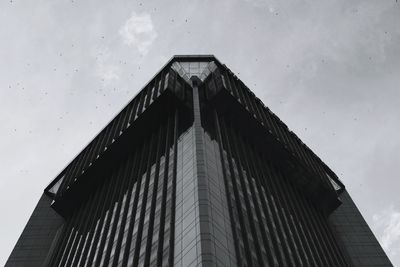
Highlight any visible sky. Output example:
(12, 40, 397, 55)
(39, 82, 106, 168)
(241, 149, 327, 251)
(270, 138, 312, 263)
(0, 0, 399, 265)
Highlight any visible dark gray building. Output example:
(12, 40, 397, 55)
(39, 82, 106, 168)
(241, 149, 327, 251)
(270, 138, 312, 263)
(7, 55, 392, 266)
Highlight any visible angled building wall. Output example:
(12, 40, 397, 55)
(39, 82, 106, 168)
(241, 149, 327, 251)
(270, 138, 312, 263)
(329, 190, 392, 266)
(6, 194, 64, 267)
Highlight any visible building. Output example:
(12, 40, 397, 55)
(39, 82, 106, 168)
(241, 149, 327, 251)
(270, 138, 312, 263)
(6, 55, 392, 267)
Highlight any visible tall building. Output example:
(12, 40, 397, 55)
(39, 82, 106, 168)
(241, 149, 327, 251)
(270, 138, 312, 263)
(7, 55, 392, 267)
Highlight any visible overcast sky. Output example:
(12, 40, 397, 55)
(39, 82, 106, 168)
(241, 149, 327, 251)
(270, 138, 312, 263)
(0, 0, 399, 265)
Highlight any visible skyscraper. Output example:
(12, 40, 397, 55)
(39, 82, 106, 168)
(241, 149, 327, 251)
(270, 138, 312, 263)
(7, 55, 392, 267)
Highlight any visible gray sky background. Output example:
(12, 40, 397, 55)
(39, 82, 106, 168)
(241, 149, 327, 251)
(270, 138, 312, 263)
(0, 0, 399, 265)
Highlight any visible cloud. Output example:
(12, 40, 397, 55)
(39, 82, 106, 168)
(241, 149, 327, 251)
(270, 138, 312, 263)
(373, 205, 400, 256)
(119, 11, 157, 55)
(93, 46, 120, 84)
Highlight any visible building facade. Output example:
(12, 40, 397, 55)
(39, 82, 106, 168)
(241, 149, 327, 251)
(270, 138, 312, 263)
(7, 55, 392, 266)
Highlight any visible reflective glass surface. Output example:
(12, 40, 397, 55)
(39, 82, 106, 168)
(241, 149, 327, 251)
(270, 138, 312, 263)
(171, 61, 216, 82)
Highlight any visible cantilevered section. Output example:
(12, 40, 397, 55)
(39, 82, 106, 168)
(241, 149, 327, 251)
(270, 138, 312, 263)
(45, 55, 343, 216)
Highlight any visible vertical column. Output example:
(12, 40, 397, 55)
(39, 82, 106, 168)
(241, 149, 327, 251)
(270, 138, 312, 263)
(156, 114, 172, 267)
(192, 76, 213, 266)
(213, 111, 242, 267)
(168, 109, 179, 267)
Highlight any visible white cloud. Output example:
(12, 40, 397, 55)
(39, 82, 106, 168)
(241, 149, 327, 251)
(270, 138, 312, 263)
(101, 66, 120, 82)
(373, 206, 400, 257)
(119, 11, 157, 55)
(93, 46, 120, 84)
